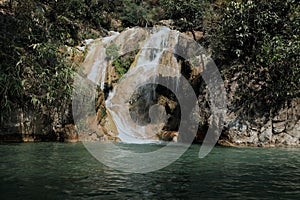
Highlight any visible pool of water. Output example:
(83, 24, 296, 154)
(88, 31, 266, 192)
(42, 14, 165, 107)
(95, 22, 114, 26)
(0, 143, 299, 199)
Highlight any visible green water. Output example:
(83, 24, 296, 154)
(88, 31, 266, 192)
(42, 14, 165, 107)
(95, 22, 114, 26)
(0, 143, 299, 199)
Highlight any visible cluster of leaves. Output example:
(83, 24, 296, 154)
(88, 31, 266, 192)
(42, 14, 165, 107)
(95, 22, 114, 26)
(0, 0, 114, 120)
(106, 42, 131, 78)
(0, 0, 165, 123)
(20, 44, 75, 109)
(106, 43, 119, 60)
(205, 0, 300, 116)
(160, 0, 210, 32)
(112, 51, 138, 78)
(113, 0, 164, 27)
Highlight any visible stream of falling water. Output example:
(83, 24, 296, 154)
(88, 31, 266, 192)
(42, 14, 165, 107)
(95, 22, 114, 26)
(84, 27, 182, 143)
(86, 32, 119, 89)
(105, 27, 181, 143)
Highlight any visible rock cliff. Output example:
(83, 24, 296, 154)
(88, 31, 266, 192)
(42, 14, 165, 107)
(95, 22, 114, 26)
(1, 26, 299, 147)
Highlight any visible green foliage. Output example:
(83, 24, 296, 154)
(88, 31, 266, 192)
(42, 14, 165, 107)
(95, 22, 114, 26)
(112, 55, 133, 77)
(1, 0, 299, 124)
(257, 35, 300, 98)
(0, 0, 87, 119)
(0, 0, 128, 121)
(206, 0, 300, 115)
(120, 0, 149, 26)
(111, 49, 138, 78)
(106, 43, 119, 59)
(160, 0, 210, 32)
(111, 0, 164, 27)
(21, 43, 76, 108)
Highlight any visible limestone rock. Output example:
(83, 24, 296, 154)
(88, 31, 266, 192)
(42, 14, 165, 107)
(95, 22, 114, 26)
(158, 19, 175, 29)
(272, 121, 286, 134)
(271, 133, 299, 146)
(159, 131, 178, 142)
(185, 31, 204, 41)
(259, 127, 272, 144)
(289, 121, 300, 138)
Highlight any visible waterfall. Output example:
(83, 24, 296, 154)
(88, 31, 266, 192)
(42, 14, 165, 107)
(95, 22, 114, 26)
(86, 32, 119, 89)
(81, 27, 182, 143)
(105, 27, 181, 143)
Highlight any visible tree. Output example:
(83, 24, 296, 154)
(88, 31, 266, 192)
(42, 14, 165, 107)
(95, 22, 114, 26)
(118, 0, 163, 27)
(206, 0, 300, 116)
(160, 0, 210, 38)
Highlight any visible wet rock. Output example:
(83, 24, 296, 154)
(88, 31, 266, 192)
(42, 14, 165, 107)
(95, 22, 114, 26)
(218, 139, 235, 147)
(57, 124, 79, 142)
(103, 113, 119, 138)
(218, 67, 300, 147)
(159, 131, 178, 142)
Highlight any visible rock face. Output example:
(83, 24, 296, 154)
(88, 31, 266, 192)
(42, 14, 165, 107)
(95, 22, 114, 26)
(1, 26, 299, 147)
(0, 109, 78, 143)
(219, 93, 300, 147)
(198, 62, 300, 147)
(75, 26, 206, 143)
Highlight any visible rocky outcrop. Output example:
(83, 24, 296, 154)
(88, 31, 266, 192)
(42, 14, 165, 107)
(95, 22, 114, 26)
(214, 71, 300, 147)
(1, 26, 299, 147)
(219, 99, 300, 147)
(61, 26, 300, 147)
(55, 124, 79, 142)
(0, 109, 78, 143)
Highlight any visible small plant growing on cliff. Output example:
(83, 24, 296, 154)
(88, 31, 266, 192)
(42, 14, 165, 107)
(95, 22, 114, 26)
(113, 57, 132, 77)
(106, 43, 119, 60)
(112, 50, 138, 78)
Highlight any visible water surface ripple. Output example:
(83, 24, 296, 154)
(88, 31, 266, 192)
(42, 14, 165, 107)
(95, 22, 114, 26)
(0, 143, 299, 199)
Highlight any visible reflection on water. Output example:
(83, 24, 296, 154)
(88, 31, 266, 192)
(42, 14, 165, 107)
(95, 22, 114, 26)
(0, 143, 299, 199)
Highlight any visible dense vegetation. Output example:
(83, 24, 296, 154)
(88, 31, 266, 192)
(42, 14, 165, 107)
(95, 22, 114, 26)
(207, 0, 300, 117)
(0, 0, 112, 121)
(0, 0, 299, 125)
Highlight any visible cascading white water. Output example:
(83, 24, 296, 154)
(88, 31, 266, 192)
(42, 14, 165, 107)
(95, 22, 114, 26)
(86, 32, 119, 89)
(105, 27, 181, 143)
(75, 26, 226, 165)
(79, 27, 183, 143)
